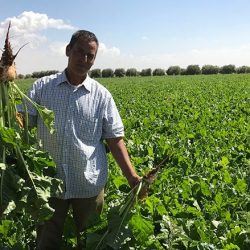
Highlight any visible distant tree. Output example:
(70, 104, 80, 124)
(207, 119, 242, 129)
(31, 71, 40, 78)
(236, 65, 250, 74)
(17, 74, 24, 79)
(220, 64, 236, 74)
(114, 68, 126, 77)
(186, 65, 201, 75)
(152, 68, 165, 76)
(90, 69, 102, 78)
(201, 65, 219, 75)
(167, 66, 181, 75)
(102, 68, 114, 78)
(48, 70, 59, 75)
(25, 74, 32, 79)
(32, 70, 59, 78)
(126, 68, 138, 77)
(140, 68, 152, 76)
(180, 68, 187, 75)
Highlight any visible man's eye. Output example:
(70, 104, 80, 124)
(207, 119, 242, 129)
(87, 54, 94, 60)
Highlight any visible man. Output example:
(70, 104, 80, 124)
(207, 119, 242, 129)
(22, 30, 141, 249)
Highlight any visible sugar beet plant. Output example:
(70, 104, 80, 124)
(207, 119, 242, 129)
(49, 75, 250, 249)
(0, 23, 62, 249)
(89, 75, 250, 250)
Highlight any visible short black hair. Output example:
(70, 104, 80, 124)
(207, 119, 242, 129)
(68, 30, 99, 48)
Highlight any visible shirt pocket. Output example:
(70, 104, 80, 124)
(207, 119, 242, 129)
(77, 116, 102, 144)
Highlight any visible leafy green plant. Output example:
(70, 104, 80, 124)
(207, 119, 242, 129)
(0, 23, 62, 249)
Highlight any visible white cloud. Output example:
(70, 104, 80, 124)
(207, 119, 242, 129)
(98, 43, 120, 56)
(48, 42, 67, 57)
(0, 11, 77, 74)
(0, 11, 75, 33)
(0, 11, 76, 49)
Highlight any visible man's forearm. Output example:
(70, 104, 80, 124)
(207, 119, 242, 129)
(106, 137, 141, 187)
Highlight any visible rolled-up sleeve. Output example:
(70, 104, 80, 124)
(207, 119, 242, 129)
(102, 96, 124, 139)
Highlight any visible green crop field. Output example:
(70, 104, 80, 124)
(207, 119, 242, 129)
(2, 74, 250, 249)
(98, 74, 250, 249)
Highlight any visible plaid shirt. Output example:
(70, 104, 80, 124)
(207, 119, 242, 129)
(21, 71, 124, 199)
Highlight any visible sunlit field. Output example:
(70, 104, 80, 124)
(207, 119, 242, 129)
(4, 74, 250, 249)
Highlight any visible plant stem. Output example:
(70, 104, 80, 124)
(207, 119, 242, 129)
(23, 102, 29, 144)
(0, 147, 6, 214)
(15, 146, 37, 194)
(0, 83, 7, 213)
(94, 181, 143, 249)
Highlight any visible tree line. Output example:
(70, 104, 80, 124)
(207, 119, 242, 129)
(17, 70, 60, 79)
(17, 64, 250, 79)
(89, 64, 250, 78)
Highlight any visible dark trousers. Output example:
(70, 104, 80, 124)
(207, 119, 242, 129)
(37, 189, 104, 250)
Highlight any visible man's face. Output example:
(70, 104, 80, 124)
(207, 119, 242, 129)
(66, 38, 98, 77)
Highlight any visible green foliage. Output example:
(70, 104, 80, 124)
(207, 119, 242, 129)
(126, 68, 138, 77)
(153, 68, 166, 76)
(101, 68, 114, 78)
(90, 68, 102, 78)
(140, 68, 152, 76)
(4, 74, 250, 249)
(167, 66, 181, 75)
(220, 64, 236, 74)
(0, 80, 62, 249)
(17, 74, 24, 79)
(236, 65, 250, 74)
(15, 78, 36, 94)
(201, 65, 219, 75)
(114, 68, 126, 77)
(24, 74, 32, 79)
(186, 65, 201, 75)
(180, 68, 187, 75)
(31, 70, 59, 78)
(96, 74, 250, 249)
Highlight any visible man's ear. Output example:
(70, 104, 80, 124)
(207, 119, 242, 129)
(66, 45, 70, 57)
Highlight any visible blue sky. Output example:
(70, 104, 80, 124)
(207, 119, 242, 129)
(1, 0, 250, 74)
